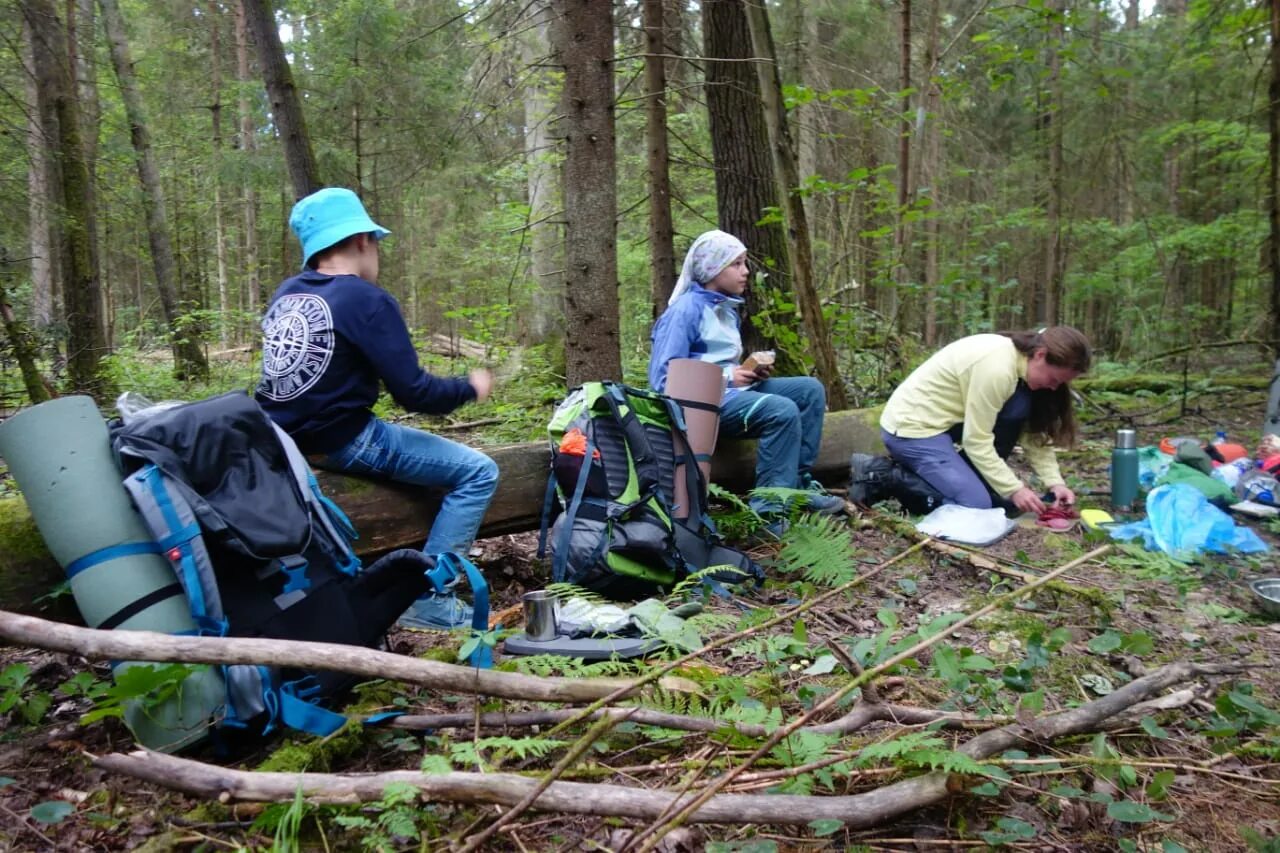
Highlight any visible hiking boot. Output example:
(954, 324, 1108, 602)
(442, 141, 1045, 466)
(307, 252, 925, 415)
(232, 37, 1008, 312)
(848, 453, 894, 505)
(397, 592, 473, 631)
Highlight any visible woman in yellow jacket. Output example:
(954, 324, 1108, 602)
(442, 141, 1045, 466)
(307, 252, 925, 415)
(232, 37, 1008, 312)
(851, 327, 1091, 515)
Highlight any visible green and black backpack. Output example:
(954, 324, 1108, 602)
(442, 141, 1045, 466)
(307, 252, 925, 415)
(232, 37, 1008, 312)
(537, 381, 761, 600)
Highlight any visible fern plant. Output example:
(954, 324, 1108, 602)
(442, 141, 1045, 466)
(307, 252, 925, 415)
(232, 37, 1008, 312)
(449, 736, 568, 771)
(774, 513, 858, 585)
(855, 732, 988, 776)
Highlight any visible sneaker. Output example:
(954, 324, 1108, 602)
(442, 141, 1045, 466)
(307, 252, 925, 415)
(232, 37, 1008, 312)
(800, 476, 847, 515)
(397, 593, 473, 631)
(806, 492, 846, 514)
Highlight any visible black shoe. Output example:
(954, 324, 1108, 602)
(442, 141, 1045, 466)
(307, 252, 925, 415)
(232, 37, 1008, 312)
(848, 453, 894, 504)
(888, 466, 946, 515)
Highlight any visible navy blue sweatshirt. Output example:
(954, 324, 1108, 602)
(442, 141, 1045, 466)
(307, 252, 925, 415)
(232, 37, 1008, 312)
(255, 270, 476, 454)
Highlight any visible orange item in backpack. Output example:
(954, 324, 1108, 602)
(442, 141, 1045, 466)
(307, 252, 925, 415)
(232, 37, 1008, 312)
(559, 428, 601, 459)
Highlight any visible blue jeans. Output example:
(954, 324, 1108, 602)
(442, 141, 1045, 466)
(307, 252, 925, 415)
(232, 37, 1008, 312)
(316, 417, 499, 556)
(719, 376, 826, 512)
(882, 381, 1031, 510)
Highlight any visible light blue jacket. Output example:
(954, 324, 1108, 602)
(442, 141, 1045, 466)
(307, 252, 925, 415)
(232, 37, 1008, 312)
(648, 284, 747, 400)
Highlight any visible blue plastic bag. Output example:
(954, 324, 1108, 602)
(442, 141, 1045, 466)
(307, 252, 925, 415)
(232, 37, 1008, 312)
(1108, 483, 1268, 560)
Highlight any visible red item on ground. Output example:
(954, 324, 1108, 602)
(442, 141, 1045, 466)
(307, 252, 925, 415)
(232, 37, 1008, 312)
(1214, 442, 1248, 463)
(1036, 504, 1081, 531)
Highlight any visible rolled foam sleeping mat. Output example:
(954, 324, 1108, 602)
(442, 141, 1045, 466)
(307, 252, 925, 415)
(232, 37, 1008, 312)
(665, 359, 724, 519)
(0, 396, 223, 752)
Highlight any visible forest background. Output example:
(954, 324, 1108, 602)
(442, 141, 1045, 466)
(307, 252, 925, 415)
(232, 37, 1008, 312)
(4, 3, 1280, 850)
(4, 0, 1278, 423)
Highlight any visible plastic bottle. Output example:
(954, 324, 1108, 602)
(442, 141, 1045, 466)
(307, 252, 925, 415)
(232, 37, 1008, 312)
(1212, 430, 1227, 446)
(1111, 427, 1139, 511)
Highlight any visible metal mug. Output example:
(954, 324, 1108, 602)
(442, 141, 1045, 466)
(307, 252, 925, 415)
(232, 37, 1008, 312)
(522, 590, 557, 641)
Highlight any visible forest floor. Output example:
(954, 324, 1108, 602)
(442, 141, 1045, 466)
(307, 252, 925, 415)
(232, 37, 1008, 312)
(1, 379, 1279, 851)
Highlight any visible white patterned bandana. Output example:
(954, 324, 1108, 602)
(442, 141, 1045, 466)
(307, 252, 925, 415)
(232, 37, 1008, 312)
(668, 230, 748, 305)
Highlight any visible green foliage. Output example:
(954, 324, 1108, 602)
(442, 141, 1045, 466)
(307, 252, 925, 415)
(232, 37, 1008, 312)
(448, 736, 567, 771)
(1240, 827, 1280, 852)
(774, 513, 859, 586)
(79, 663, 201, 726)
(328, 782, 430, 852)
(258, 787, 309, 853)
(0, 664, 52, 728)
(457, 627, 505, 665)
(856, 732, 988, 776)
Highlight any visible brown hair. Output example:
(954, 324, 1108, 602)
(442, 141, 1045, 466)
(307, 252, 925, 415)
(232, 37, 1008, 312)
(1001, 326, 1091, 447)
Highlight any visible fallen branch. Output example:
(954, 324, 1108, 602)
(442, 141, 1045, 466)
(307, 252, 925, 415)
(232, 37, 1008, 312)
(424, 333, 487, 360)
(0, 610, 694, 703)
(387, 702, 1006, 738)
(860, 511, 1106, 603)
(92, 660, 1247, 829)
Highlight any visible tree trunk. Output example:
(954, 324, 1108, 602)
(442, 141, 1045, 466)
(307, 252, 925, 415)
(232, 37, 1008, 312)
(702, 0, 791, 362)
(69, 0, 105, 346)
(0, 262, 54, 404)
(235, 0, 261, 339)
(22, 18, 58, 331)
(921, 0, 942, 345)
(644, 0, 676, 315)
(888, 0, 912, 324)
(241, 0, 319, 201)
(22, 0, 109, 399)
(521, 0, 563, 346)
(552, 0, 622, 387)
(742, 0, 848, 410)
(99, 0, 211, 382)
(1270, 0, 1280, 357)
(1041, 0, 1064, 325)
(209, 1, 230, 349)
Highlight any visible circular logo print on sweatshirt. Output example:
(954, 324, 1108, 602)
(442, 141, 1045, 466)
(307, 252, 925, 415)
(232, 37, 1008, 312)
(259, 294, 334, 401)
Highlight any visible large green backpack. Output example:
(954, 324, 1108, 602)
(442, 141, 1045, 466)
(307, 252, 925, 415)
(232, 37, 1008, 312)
(538, 381, 760, 600)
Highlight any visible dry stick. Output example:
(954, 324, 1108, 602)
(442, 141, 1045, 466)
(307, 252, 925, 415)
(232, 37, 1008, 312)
(455, 709, 636, 853)
(92, 662, 1245, 826)
(388, 702, 1002, 737)
(622, 545, 1114, 853)
(996, 756, 1280, 786)
(0, 610, 691, 703)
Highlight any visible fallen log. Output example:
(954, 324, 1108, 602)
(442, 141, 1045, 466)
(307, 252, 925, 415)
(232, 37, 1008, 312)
(0, 407, 883, 616)
(0, 610, 698, 703)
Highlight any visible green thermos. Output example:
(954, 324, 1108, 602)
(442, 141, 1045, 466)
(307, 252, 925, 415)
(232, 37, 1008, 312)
(1111, 427, 1139, 511)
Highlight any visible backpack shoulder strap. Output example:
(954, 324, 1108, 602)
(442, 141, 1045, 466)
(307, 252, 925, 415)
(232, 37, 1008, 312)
(600, 384, 662, 497)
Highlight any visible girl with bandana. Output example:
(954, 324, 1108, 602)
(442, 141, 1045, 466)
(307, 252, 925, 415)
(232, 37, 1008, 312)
(648, 230, 844, 522)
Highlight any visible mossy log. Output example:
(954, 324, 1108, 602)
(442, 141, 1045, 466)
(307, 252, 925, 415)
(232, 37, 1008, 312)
(1074, 373, 1270, 393)
(0, 407, 883, 616)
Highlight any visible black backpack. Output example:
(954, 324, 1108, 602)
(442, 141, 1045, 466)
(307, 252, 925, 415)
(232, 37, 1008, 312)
(538, 382, 761, 600)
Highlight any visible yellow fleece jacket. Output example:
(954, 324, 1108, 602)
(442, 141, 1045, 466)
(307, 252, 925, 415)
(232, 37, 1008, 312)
(880, 334, 1064, 498)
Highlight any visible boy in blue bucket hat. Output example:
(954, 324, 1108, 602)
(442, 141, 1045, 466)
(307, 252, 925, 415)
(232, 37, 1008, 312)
(256, 187, 499, 630)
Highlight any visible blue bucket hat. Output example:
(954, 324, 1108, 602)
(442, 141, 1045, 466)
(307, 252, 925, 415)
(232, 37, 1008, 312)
(290, 187, 390, 267)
